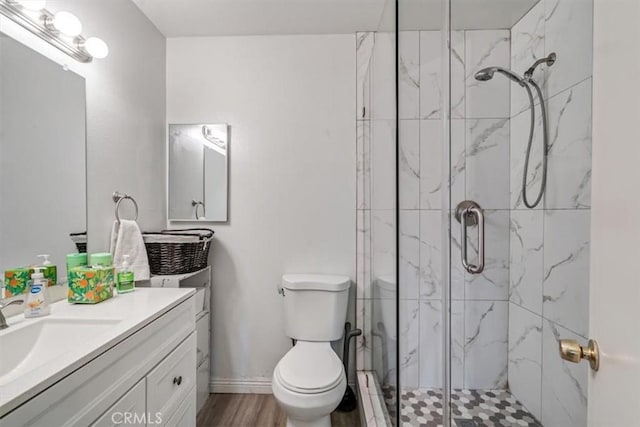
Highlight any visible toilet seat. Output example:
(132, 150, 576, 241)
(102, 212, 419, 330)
(274, 341, 344, 394)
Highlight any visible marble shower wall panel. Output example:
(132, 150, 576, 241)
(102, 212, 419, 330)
(399, 299, 420, 388)
(399, 120, 420, 210)
(371, 32, 396, 121)
(464, 300, 509, 389)
(509, 210, 544, 314)
(399, 31, 420, 120)
(419, 31, 465, 120)
(543, 209, 590, 338)
(508, 302, 543, 421)
(511, 1, 545, 116)
(465, 30, 511, 119)
(465, 118, 510, 209)
(357, 209, 372, 300)
(419, 119, 466, 211)
(541, 319, 588, 427)
(399, 210, 420, 300)
(371, 120, 396, 211)
(357, 120, 371, 210)
(419, 210, 442, 300)
(545, 78, 593, 210)
(544, 0, 594, 100)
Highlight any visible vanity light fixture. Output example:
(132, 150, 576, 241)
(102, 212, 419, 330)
(0, 0, 108, 62)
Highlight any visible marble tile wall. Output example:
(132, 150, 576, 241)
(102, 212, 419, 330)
(508, 1, 593, 426)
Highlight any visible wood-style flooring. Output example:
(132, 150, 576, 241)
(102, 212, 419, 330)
(197, 393, 361, 427)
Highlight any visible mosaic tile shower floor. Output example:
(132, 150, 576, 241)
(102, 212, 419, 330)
(383, 387, 542, 427)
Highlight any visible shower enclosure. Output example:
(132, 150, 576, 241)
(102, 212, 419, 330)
(356, 0, 594, 425)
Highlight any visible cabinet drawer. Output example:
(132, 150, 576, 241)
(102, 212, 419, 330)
(196, 313, 209, 365)
(146, 332, 196, 424)
(91, 380, 145, 427)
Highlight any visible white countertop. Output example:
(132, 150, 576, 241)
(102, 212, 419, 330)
(0, 287, 195, 417)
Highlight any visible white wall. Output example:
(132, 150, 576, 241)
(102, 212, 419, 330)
(1, 0, 167, 252)
(167, 34, 356, 389)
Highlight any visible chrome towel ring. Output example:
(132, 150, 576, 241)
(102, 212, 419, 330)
(113, 191, 139, 223)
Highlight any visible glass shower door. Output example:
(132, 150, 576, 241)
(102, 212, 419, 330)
(443, 1, 594, 426)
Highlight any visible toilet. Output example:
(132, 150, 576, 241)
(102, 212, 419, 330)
(272, 274, 351, 427)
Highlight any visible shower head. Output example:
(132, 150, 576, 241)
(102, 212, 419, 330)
(524, 52, 557, 80)
(474, 66, 526, 86)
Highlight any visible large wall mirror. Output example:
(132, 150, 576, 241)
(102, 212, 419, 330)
(168, 123, 229, 222)
(0, 33, 87, 296)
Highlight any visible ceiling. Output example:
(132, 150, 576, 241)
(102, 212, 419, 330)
(132, 0, 539, 37)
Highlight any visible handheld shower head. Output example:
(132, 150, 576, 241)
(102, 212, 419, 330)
(474, 66, 526, 86)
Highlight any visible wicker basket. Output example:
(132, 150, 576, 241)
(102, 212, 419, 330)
(70, 232, 87, 253)
(143, 228, 214, 275)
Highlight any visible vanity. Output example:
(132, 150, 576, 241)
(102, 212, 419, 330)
(0, 288, 196, 427)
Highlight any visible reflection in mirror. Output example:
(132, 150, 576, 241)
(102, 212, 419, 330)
(0, 33, 87, 300)
(168, 123, 228, 222)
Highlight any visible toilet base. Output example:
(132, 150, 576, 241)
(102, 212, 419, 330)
(286, 415, 331, 427)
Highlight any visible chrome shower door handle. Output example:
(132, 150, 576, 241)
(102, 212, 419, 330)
(456, 200, 485, 274)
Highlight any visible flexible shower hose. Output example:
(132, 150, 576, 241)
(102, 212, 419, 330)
(521, 79, 548, 209)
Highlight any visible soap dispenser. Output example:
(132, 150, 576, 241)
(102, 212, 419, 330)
(25, 267, 51, 318)
(116, 255, 135, 294)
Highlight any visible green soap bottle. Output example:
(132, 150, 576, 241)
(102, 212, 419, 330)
(116, 255, 135, 294)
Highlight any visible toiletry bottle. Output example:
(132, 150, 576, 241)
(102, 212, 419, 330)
(116, 255, 135, 294)
(25, 267, 51, 318)
(37, 254, 57, 287)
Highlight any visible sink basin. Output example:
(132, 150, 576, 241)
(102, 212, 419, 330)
(0, 318, 121, 383)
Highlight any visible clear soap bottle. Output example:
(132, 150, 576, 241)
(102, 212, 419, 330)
(25, 267, 51, 318)
(116, 255, 135, 294)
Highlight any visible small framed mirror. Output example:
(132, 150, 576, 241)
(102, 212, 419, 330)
(168, 123, 229, 222)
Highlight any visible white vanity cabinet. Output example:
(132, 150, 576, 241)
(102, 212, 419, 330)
(149, 266, 211, 413)
(0, 293, 197, 427)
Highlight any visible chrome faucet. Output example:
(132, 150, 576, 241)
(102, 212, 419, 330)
(0, 298, 24, 330)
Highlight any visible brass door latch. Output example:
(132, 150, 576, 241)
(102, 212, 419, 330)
(559, 339, 600, 371)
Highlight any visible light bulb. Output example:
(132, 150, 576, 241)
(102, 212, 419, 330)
(16, 0, 46, 11)
(53, 11, 82, 37)
(84, 37, 109, 59)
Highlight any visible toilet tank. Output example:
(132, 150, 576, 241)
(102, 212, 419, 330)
(281, 274, 351, 342)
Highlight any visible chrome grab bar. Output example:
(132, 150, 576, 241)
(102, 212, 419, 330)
(455, 200, 485, 274)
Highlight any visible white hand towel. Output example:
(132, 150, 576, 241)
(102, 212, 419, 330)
(110, 220, 150, 281)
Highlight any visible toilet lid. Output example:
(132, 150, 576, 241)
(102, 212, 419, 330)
(275, 342, 344, 394)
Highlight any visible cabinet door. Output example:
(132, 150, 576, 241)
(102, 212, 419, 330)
(196, 356, 210, 414)
(147, 332, 196, 424)
(91, 379, 145, 427)
(165, 387, 196, 427)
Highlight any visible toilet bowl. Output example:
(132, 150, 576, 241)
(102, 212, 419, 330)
(272, 274, 351, 427)
(272, 341, 347, 427)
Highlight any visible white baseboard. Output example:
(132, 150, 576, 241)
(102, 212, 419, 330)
(209, 377, 273, 394)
